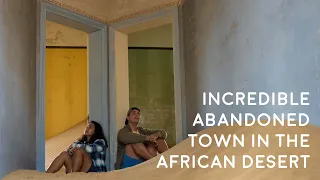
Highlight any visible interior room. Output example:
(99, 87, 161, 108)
(44, 18, 177, 171)
(110, 13, 182, 155)
(45, 20, 88, 172)
(127, 23, 176, 148)
(4, 0, 320, 179)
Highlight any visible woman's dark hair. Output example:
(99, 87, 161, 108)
(125, 107, 140, 125)
(79, 121, 108, 147)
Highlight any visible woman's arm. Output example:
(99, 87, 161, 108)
(83, 139, 106, 153)
(67, 141, 83, 155)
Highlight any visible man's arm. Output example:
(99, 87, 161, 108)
(140, 127, 167, 139)
(117, 128, 148, 144)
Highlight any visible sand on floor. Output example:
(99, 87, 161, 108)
(3, 122, 319, 180)
(45, 121, 87, 173)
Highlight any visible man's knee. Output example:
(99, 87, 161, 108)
(135, 143, 145, 146)
(157, 139, 168, 146)
(146, 141, 157, 148)
(125, 144, 133, 148)
(131, 143, 145, 148)
(157, 139, 166, 143)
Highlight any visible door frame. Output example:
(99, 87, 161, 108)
(108, 6, 187, 170)
(36, 2, 110, 171)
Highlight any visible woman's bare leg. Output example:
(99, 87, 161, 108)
(72, 149, 84, 172)
(156, 139, 169, 153)
(46, 151, 72, 173)
(72, 148, 92, 172)
(79, 149, 93, 172)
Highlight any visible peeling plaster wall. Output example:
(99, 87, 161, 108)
(0, 0, 37, 178)
(46, 20, 87, 47)
(182, 0, 320, 133)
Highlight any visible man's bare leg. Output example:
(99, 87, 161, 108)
(156, 139, 169, 153)
(130, 143, 154, 160)
(124, 144, 139, 159)
(147, 143, 158, 157)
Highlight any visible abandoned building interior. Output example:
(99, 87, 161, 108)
(1, 0, 320, 179)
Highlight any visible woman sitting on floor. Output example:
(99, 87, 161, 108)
(46, 120, 108, 173)
(115, 107, 169, 170)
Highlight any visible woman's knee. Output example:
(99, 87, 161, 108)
(80, 149, 91, 159)
(57, 151, 72, 162)
(59, 151, 70, 158)
(73, 148, 84, 157)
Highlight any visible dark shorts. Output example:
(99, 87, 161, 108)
(120, 154, 144, 169)
(87, 161, 97, 172)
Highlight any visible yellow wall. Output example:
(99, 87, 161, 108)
(45, 48, 88, 139)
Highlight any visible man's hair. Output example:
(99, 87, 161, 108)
(125, 107, 140, 125)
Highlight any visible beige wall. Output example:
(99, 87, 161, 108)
(128, 24, 173, 47)
(114, 32, 130, 133)
(46, 20, 87, 46)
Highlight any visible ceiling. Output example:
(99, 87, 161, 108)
(45, 0, 184, 23)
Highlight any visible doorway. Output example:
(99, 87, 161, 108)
(108, 6, 186, 170)
(45, 20, 88, 173)
(36, 2, 109, 172)
(128, 24, 176, 148)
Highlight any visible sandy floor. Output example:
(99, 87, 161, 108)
(45, 121, 87, 173)
(3, 123, 319, 180)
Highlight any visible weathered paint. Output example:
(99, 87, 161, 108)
(0, 0, 37, 178)
(182, 0, 320, 133)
